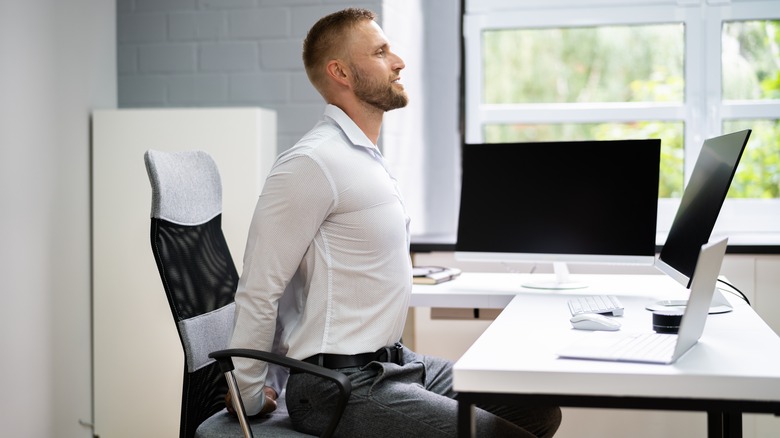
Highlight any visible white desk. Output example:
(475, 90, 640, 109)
(415, 273, 780, 438)
(410, 272, 525, 309)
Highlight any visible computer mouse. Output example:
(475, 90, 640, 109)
(570, 313, 622, 331)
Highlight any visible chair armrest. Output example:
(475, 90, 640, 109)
(209, 348, 351, 438)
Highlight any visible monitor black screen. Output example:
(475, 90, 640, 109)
(455, 139, 661, 280)
(656, 129, 751, 288)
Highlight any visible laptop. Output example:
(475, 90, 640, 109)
(557, 237, 728, 364)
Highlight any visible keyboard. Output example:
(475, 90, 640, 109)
(568, 295, 624, 316)
(600, 332, 678, 362)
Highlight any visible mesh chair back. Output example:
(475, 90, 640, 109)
(145, 149, 238, 438)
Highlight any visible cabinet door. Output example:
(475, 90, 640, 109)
(92, 108, 276, 438)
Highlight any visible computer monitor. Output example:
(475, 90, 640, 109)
(455, 139, 661, 290)
(650, 129, 751, 313)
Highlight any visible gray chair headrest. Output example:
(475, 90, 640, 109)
(144, 149, 222, 225)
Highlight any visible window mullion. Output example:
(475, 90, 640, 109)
(464, 14, 485, 143)
(684, 6, 707, 183)
(482, 103, 686, 124)
(722, 101, 780, 119)
(704, 4, 725, 140)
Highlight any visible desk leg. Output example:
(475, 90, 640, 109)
(457, 396, 475, 438)
(708, 411, 742, 438)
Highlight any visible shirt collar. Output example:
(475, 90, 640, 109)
(323, 104, 377, 150)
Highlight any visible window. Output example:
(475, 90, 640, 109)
(722, 20, 780, 199)
(464, 0, 780, 240)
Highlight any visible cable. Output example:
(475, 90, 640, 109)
(716, 278, 751, 306)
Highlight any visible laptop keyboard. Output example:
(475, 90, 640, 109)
(568, 295, 624, 316)
(606, 332, 677, 362)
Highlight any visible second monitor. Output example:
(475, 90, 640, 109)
(455, 139, 661, 289)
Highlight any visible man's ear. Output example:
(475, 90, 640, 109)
(326, 60, 351, 88)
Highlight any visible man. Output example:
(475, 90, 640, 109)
(229, 8, 561, 437)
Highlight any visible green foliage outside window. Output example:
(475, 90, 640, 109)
(482, 24, 684, 104)
(726, 119, 780, 198)
(723, 20, 780, 199)
(481, 20, 779, 199)
(723, 20, 780, 100)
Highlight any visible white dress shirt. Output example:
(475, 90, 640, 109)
(230, 104, 413, 415)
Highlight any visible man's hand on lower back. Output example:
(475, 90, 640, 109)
(225, 385, 278, 416)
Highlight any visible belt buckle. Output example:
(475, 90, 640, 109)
(373, 342, 403, 364)
(391, 342, 403, 364)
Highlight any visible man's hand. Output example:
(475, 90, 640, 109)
(225, 386, 279, 416)
(259, 386, 279, 414)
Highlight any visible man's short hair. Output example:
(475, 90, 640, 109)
(302, 8, 376, 94)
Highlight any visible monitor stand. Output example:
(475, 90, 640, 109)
(521, 262, 588, 290)
(645, 288, 733, 314)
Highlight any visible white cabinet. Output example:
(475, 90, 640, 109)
(92, 108, 277, 438)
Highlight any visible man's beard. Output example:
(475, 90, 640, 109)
(351, 64, 409, 112)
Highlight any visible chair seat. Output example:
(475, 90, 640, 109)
(196, 395, 314, 438)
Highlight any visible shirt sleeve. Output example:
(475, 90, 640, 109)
(229, 154, 335, 416)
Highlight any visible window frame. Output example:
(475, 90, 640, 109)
(463, 0, 780, 241)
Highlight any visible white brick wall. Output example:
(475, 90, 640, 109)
(169, 12, 226, 40)
(199, 42, 258, 70)
(138, 43, 196, 72)
(228, 8, 289, 38)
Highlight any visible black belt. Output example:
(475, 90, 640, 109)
(299, 342, 403, 370)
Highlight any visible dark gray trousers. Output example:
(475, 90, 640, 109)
(286, 346, 561, 437)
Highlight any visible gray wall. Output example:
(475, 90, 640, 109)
(0, 1, 116, 437)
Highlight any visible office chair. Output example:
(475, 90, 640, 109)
(144, 149, 351, 438)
